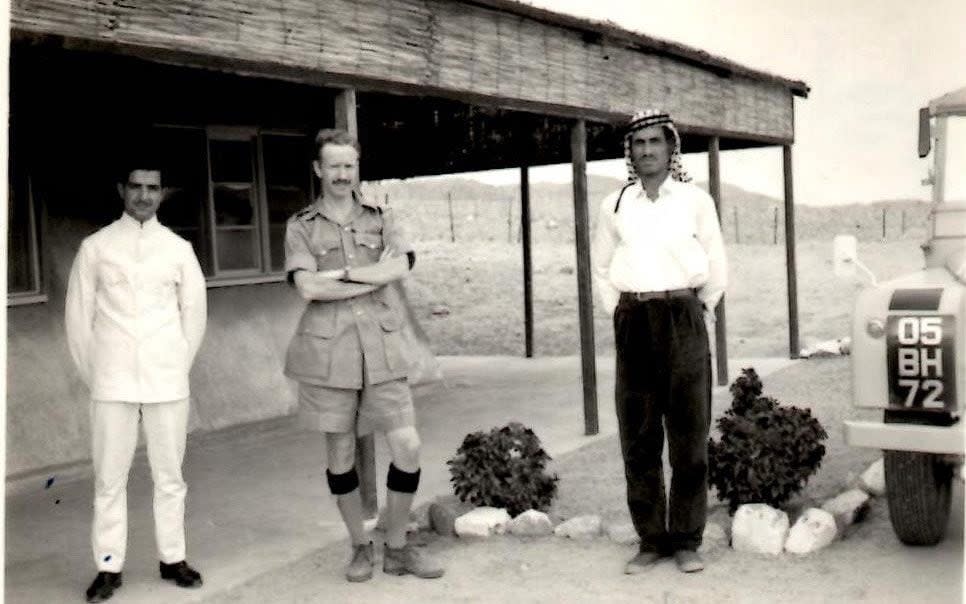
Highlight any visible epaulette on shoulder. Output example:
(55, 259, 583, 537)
(358, 192, 385, 215)
(290, 204, 319, 222)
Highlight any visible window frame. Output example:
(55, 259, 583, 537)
(194, 125, 312, 287)
(206, 126, 263, 278)
(7, 175, 48, 306)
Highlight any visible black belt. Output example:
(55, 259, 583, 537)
(620, 288, 697, 302)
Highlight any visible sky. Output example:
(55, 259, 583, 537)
(464, 0, 966, 206)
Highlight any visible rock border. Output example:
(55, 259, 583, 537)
(403, 458, 885, 559)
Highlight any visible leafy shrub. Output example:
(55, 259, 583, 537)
(447, 422, 559, 517)
(708, 368, 828, 513)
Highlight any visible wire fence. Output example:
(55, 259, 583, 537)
(381, 191, 934, 245)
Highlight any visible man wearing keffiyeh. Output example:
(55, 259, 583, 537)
(593, 109, 727, 574)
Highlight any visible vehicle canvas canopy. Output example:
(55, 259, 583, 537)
(920, 85, 966, 207)
(930, 86, 966, 117)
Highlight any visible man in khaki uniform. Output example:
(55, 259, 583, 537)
(284, 128, 444, 582)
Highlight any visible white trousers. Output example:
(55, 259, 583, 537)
(90, 399, 189, 572)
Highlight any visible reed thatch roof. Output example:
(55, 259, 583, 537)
(11, 0, 809, 178)
(471, 0, 809, 98)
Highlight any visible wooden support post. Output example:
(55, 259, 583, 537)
(521, 164, 534, 358)
(335, 87, 377, 519)
(882, 207, 887, 240)
(708, 137, 729, 386)
(334, 89, 358, 137)
(354, 438, 377, 518)
(783, 145, 801, 359)
(571, 120, 598, 435)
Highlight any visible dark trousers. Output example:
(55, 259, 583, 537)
(614, 293, 711, 553)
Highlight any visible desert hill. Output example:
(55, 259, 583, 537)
(363, 175, 931, 244)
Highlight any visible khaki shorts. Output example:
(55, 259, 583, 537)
(298, 379, 415, 435)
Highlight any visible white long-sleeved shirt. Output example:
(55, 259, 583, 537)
(65, 213, 207, 402)
(592, 179, 727, 315)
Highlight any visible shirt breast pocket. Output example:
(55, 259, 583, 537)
(353, 230, 383, 262)
(310, 231, 344, 270)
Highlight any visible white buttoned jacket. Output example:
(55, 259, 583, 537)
(65, 213, 207, 402)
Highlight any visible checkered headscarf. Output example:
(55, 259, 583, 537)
(623, 109, 691, 184)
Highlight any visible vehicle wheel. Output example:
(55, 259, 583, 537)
(883, 449, 953, 545)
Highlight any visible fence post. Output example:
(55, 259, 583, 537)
(447, 192, 455, 243)
(882, 207, 887, 240)
(773, 206, 779, 245)
(507, 198, 513, 243)
(734, 206, 740, 244)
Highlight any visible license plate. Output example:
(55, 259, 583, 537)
(886, 315, 957, 410)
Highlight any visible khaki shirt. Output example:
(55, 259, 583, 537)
(283, 193, 414, 389)
(65, 213, 208, 402)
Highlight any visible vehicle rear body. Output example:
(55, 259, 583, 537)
(845, 266, 965, 454)
(841, 87, 965, 545)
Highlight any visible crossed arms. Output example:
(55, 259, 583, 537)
(292, 247, 412, 301)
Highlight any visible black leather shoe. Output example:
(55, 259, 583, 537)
(85, 571, 122, 602)
(159, 560, 203, 588)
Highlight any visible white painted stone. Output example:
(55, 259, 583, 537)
(784, 508, 838, 555)
(821, 489, 871, 532)
(508, 510, 554, 537)
(698, 522, 728, 554)
(553, 515, 602, 539)
(731, 504, 789, 556)
(604, 521, 639, 545)
(454, 507, 511, 538)
(860, 459, 886, 497)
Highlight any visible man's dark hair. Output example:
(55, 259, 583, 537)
(314, 128, 361, 158)
(115, 136, 163, 184)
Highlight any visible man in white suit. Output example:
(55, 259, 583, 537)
(66, 152, 207, 602)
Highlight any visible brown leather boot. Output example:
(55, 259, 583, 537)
(382, 544, 444, 579)
(345, 542, 374, 582)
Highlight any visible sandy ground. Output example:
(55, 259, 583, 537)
(406, 239, 925, 359)
(208, 358, 964, 604)
(206, 471, 964, 604)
